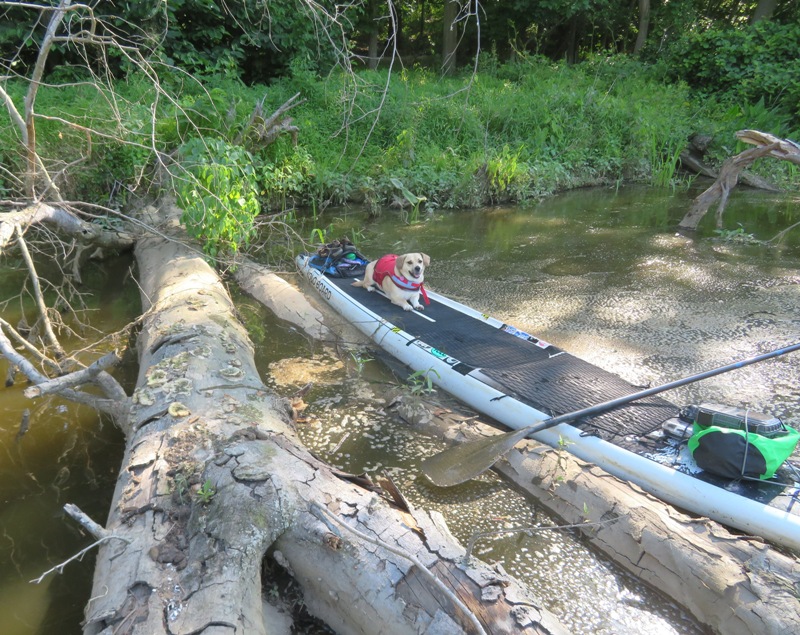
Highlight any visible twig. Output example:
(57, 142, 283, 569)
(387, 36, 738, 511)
(768, 219, 800, 244)
(15, 225, 64, 356)
(0, 316, 61, 373)
(30, 503, 129, 585)
(330, 431, 351, 455)
(310, 503, 487, 635)
(24, 350, 123, 398)
(0, 323, 50, 385)
(29, 535, 129, 584)
(0, 327, 126, 417)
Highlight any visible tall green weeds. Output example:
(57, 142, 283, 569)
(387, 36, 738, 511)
(5, 54, 797, 222)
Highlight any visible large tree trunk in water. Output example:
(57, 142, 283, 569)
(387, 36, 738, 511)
(83, 201, 567, 635)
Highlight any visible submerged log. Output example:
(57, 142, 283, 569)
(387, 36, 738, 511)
(83, 201, 568, 635)
(394, 397, 800, 635)
(262, 270, 799, 635)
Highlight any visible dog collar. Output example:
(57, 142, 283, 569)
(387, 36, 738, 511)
(389, 274, 430, 304)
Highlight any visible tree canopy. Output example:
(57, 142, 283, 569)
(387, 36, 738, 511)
(2, 1, 798, 81)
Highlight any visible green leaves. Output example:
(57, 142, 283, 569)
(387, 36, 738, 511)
(665, 21, 800, 118)
(176, 138, 260, 258)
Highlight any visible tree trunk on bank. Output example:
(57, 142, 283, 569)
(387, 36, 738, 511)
(82, 201, 568, 635)
(633, 0, 650, 54)
(442, 1, 459, 75)
(751, 0, 778, 23)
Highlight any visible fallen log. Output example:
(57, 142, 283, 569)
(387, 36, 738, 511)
(394, 396, 800, 635)
(265, 268, 800, 635)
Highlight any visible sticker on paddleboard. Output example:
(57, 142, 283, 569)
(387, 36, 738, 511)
(501, 324, 550, 348)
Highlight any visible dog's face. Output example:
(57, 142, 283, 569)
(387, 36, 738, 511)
(395, 253, 430, 281)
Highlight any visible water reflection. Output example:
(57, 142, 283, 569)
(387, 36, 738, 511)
(0, 255, 137, 635)
(262, 342, 706, 634)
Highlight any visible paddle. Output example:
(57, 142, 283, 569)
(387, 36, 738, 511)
(421, 342, 800, 487)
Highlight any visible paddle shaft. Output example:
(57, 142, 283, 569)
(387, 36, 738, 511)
(518, 341, 800, 438)
(421, 342, 800, 487)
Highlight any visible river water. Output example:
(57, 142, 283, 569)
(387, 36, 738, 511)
(1, 185, 798, 634)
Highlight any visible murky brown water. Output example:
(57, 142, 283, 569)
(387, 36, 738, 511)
(0, 255, 138, 635)
(2, 185, 799, 634)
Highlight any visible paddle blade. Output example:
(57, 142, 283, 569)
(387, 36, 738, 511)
(421, 425, 536, 487)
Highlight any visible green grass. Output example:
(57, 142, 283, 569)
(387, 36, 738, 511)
(2, 54, 797, 214)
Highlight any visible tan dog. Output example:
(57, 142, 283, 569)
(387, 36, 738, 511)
(352, 253, 430, 311)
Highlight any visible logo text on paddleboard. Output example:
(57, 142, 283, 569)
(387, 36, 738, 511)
(412, 341, 460, 366)
(306, 269, 332, 300)
(502, 324, 550, 348)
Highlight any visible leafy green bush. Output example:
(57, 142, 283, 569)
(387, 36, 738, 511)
(176, 138, 260, 257)
(664, 22, 800, 118)
(257, 144, 315, 212)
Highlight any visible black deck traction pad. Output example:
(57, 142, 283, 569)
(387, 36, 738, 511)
(328, 275, 680, 443)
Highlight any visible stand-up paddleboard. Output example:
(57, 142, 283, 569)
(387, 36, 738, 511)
(297, 253, 800, 552)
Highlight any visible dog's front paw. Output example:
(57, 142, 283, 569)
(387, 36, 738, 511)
(413, 305, 424, 311)
(402, 304, 414, 311)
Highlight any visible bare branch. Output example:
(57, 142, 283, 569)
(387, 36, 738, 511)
(0, 321, 50, 384)
(15, 225, 64, 356)
(0, 325, 128, 417)
(768, 218, 800, 244)
(23, 350, 123, 398)
(0, 316, 61, 373)
(737, 129, 800, 165)
(22, 0, 87, 199)
(0, 203, 135, 254)
(233, 92, 305, 148)
(29, 503, 129, 585)
(63, 502, 110, 540)
(679, 130, 800, 231)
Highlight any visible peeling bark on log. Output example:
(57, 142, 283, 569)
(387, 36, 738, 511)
(83, 202, 568, 635)
(679, 130, 800, 231)
(396, 398, 800, 635)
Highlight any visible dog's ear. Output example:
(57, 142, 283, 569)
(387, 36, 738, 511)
(421, 253, 430, 267)
(395, 254, 408, 271)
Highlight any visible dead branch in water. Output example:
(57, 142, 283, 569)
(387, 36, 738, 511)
(678, 130, 800, 231)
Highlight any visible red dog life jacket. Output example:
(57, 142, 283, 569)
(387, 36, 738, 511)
(372, 254, 429, 305)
